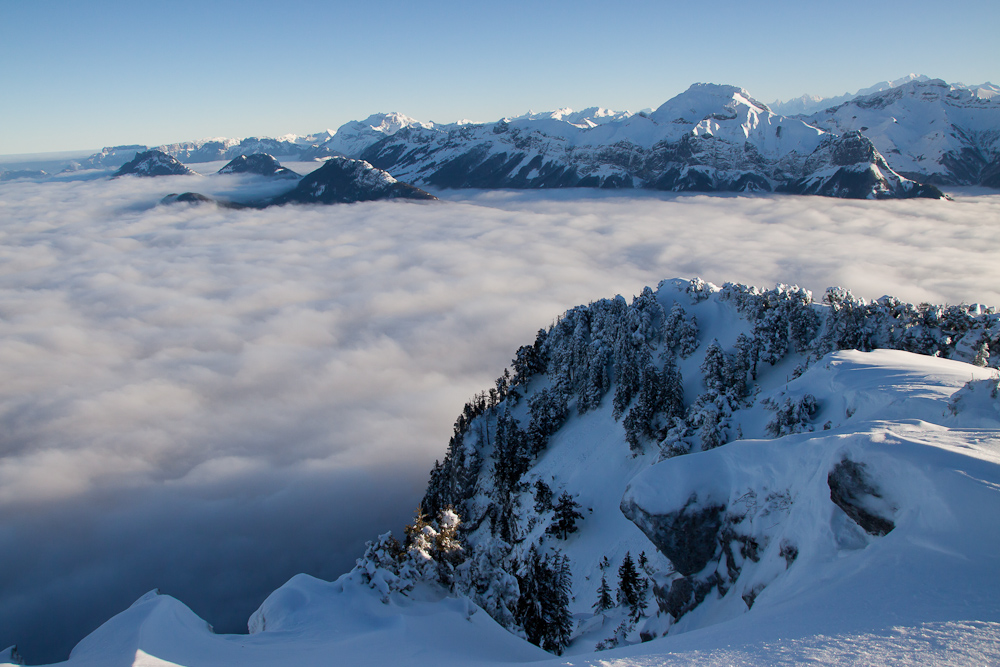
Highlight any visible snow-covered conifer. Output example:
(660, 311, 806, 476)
(533, 479, 553, 513)
(593, 572, 614, 614)
(527, 388, 568, 455)
(547, 491, 584, 539)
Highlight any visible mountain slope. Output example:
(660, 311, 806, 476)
(270, 157, 436, 205)
(804, 78, 1000, 186)
(769, 74, 932, 116)
(113, 150, 197, 177)
(358, 85, 942, 198)
(72, 78, 996, 195)
(19, 278, 1000, 667)
(217, 154, 299, 179)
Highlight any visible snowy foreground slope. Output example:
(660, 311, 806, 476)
(7, 280, 1000, 666)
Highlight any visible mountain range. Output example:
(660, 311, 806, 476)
(61, 76, 1000, 199)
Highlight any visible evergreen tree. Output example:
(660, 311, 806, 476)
(663, 303, 700, 358)
(533, 479, 554, 513)
(662, 356, 685, 419)
(457, 541, 520, 630)
(527, 388, 569, 455)
(638, 551, 650, 574)
(547, 491, 584, 539)
(700, 339, 727, 393)
(516, 547, 574, 655)
(617, 552, 641, 611)
(545, 552, 574, 654)
(616, 552, 648, 622)
(593, 572, 614, 614)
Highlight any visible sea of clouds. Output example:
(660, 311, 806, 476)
(2, 171, 999, 661)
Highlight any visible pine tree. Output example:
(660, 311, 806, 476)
(544, 552, 574, 655)
(616, 552, 648, 622)
(593, 572, 614, 614)
(527, 388, 569, 455)
(638, 551, 650, 575)
(516, 547, 573, 655)
(662, 355, 685, 419)
(617, 552, 640, 610)
(533, 479, 554, 513)
(700, 339, 726, 393)
(547, 491, 584, 539)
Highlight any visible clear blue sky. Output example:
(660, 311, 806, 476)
(1, 0, 997, 155)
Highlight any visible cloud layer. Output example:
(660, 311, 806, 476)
(2, 175, 998, 661)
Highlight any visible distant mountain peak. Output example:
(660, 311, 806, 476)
(770, 74, 933, 116)
(217, 154, 299, 179)
(650, 83, 770, 125)
(271, 157, 436, 205)
(113, 150, 196, 178)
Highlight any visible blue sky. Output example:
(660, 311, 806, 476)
(1, 0, 997, 155)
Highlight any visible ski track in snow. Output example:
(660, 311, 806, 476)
(585, 622, 1000, 666)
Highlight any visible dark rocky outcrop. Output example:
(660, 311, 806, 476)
(620, 494, 725, 576)
(271, 157, 435, 205)
(217, 154, 299, 179)
(159, 192, 247, 209)
(828, 458, 895, 536)
(113, 150, 196, 178)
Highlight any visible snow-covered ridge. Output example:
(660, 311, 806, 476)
(55, 76, 998, 195)
(270, 156, 436, 205)
(769, 74, 933, 116)
(22, 277, 1000, 666)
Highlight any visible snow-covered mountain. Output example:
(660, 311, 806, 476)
(270, 157, 437, 205)
(311, 112, 436, 159)
(113, 150, 197, 177)
(769, 74, 932, 116)
(15, 277, 1000, 666)
(803, 78, 1000, 187)
(217, 153, 299, 179)
(508, 107, 633, 128)
(357, 84, 940, 198)
(65, 77, 998, 197)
